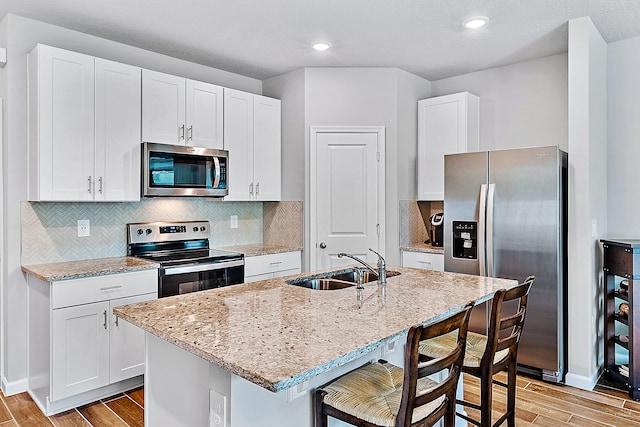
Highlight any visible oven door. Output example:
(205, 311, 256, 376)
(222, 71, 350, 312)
(159, 260, 244, 298)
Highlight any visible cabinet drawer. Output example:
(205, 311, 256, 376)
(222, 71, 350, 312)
(244, 251, 301, 277)
(52, 269, 157, 309)
(402, 251, 444, 272)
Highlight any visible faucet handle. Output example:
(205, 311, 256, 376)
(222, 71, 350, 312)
(368, 248, 385, 264)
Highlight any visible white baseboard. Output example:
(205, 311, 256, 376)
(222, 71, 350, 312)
(565, 370, 600, 391)
(2, 375, 28, 396)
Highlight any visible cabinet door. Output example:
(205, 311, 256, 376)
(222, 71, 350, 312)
(253, 96, 281, 201)
(142, 69, 185, 144)
(417, 92, 479, 200)
(95, 58, 141, 201)
(29, 45, 95, 201)
(52, 301, 110, 401)
(186, 80, 223, 149)
(110, 293, 157, 383)
(224, 88, 254, 200)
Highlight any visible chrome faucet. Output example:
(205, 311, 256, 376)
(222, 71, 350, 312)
(337, 248, 387, 286)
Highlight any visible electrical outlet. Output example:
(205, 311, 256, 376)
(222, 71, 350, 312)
(209, 390, 227, 427)
(77, 220, 90, 237)
(230, 215, 238, 229)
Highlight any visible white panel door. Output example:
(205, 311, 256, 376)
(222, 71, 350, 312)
(94, 58, 141, 201)
(313, 130, 383, 270)
(186, 80, 223, 148)
(223, 88, 254, 200)
(142, 69, 185, 144)
(36, 45, 95, 201)
(51, 301, 110, 401)
(253, 95, 281, 201)
(109, 292, 156, 383)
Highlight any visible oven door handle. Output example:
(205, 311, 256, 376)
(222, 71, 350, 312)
(162, 259, 244, 276)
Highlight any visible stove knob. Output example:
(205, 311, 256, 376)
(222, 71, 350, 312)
(145, 228, 152, 235)
(136, 229, 143, 236)
(200, 226, 206, 232)
(193, 226, 198, 232)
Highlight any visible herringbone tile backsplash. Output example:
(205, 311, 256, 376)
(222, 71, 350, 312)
(21, 199, 270, 265)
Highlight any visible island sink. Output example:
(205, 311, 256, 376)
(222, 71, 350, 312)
(286, 268, 401, 290)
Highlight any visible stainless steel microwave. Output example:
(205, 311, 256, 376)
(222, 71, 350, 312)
(142, 142, 228, 197)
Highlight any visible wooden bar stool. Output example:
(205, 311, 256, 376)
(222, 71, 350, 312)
(419, 276, 534, 427)
(315, 301, 474, 427)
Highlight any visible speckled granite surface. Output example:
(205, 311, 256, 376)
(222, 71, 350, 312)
(217, 243, 303, 257)
(113, 266, 515, 392)
(400, 243, 445, 254)
(21, 257, 159, 281)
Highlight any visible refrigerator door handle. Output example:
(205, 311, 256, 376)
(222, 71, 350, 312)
(478, 184, 488, 277)
(486, 183, 496, 277)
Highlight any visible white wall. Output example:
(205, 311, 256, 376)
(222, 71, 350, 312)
(431, 54, 568, 152)
(565, 16, 608, 390)
(0, 13, 262, 393)
(607, 35, 640, 237)
(263, 69, 306, 201)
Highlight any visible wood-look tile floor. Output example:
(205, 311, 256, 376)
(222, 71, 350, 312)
(0, 375, 639, 426)
(0, 387, 143, 426)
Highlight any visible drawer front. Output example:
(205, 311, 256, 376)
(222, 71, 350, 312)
(244, 251, 301, 277)
(52, 269, 158, 309)
(402, 251, 444, 271)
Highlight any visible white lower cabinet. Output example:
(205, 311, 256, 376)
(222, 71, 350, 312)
(244, 251, 301, 283)
(401, 250, 444, 271)
(27, 269, 157, 415)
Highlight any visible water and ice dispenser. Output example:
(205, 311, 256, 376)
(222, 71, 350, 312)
(452, 221, 477, 259)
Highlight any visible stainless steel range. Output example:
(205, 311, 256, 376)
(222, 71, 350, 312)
(127, 221, 244, 298)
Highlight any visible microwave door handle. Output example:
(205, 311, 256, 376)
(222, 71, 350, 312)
(213, 157, 221, 188)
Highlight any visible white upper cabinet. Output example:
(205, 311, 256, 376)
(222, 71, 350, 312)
(417, 92, 479, 200)
(224, 88, 281, 201)
(28, 45, 95, 201)
(142, 69, 223, 148)
(28, 44, 141, 202)
(95, 58, 141, 201)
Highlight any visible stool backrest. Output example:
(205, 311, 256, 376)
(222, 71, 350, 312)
(483, 276, 534, 369)
(397, 301, 474, 427)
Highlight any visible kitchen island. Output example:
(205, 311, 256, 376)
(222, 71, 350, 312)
(113, 266, 516, 426)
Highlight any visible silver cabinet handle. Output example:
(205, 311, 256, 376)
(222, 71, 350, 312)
(249, 182, 254, 195)
(103, 310, 108, 330)
(87, 176, 92, 193)
(188, 125, 193, 141)
(179, 124, 185, 140)
(100, 285, 123, 291)
(256, 182, 260, 195)
(269, 261, 283, 265)
(98, 176, 103, 194)
(319, 242, 327, 249)
(115, 316, 119, 327)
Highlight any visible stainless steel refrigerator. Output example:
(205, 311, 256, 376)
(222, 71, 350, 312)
(444, 145, 567, 383)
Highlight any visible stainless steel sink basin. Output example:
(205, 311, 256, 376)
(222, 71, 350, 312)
(286, 269, 401, 290)
(287, 278, 355, 290)
(328, 269, 401, 284)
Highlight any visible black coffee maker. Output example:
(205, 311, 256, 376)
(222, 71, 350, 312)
(429, 213, 444, 247)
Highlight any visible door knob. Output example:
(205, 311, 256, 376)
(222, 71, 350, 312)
(319, 242, 327, 249)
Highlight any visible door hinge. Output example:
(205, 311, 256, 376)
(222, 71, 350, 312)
(376, 224, 380, 236)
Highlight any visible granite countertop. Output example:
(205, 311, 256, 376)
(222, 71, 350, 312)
(21, 257, 159, 282)
(216, 243, 303, 257)
(400, 242, 445, 254)
(113, 266, 516, 393)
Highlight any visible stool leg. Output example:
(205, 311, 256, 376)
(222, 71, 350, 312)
(315, 390, 328, 427)
(506, 361, 517, 427)
(480, 368, 493, 427)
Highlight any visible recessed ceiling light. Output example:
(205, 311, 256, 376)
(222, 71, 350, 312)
(312, 42, 331, 51)
(463, 16, 489, 29)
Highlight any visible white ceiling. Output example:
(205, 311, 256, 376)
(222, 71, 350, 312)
(2, 0, 640, 81)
